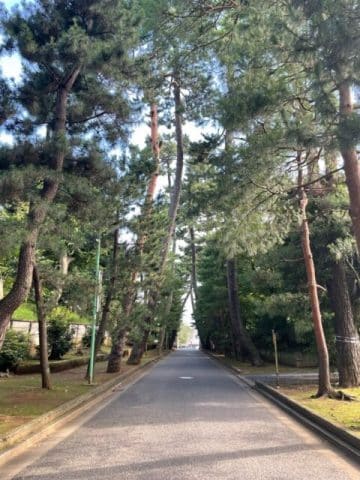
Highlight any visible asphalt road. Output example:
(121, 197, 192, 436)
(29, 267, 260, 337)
(6, 350, 360, 479)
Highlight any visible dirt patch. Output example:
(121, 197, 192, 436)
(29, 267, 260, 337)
(0, 416, 33, 436)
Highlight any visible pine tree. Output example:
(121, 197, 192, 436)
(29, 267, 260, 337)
(0, 0, 143, 347)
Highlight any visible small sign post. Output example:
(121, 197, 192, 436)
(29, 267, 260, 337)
(272, 329, 280, 388)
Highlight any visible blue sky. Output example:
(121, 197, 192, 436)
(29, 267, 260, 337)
(4, 1, 20, 6)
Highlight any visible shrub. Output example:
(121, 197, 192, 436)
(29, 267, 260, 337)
(0, 329, 30, 371)
(81, 326, 92, 349)
(47, 308, 74, 360)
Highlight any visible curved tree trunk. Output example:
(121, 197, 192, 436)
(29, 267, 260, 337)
(0, 68, 81, 349)
(298, 159, 333, 397)
(226, 258, 262, 365)
(127, 80, 184, 366)
(109, 103, 161, 372)
(327, 260, 360, 387)
(107, 270, 137, 372)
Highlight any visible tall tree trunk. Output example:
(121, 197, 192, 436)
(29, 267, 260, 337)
(95, 229, 119, 354)
(157, 289, 174, 355)
(85, 228, 120, 378)
(107, 270, 137, 373)
(107, 328, 127, 373)
(338, 81, 360, 254)
(108, 103, 161, 372)
(327, 260, 360, 387)
(189, 226, 198, 302)
(127, 77, 184, 365)
(226, 258, 262, 365)
(298, 159, 333, 397)
(0, 67, 81, 349)
(157, 204, 177, 356)
(0, 277, 3, 300)
(33, 265, 51, 390)
(54, 252, 74, 303)
(126, 296, 155, 365)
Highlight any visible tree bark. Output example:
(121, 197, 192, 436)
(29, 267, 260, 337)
(0, 67, 81, 349)
(298, 160, 333, 396)
(157, 289, 174, 355)
(107, 271, 137, 372)
(33, 264, 51, 389)
(107, 328, 127, 373)
(0, 277, 3, 300)
(85, 228, 120, 378)
(189, 226, 199, 302)
(109, 103, 162, 372)
(54, 252, 74, 303)
(127, 79, 184, 365)
(95, 229, 119, 354)
(338, 81, 360, 254)
(226, 258, 263, 365)
(327, 260, 360, 387)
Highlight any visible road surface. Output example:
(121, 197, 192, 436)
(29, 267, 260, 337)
(4, 350, 359, 479)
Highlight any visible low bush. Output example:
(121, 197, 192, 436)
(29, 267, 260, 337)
(48, 308, 74, 360)
(0, 330, 30, 371)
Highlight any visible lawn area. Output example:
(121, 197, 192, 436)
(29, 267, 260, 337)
(0, 350, 160, 438)
(12, 303, 37, 322)
(216, 354, 318, 375)
(280, 385, 360, 438)
(12, 303, 90, 324)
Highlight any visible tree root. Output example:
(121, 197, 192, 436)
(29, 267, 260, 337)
(311, 389, 357, 401)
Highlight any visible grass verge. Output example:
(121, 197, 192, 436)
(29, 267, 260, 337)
(0, 350, 160, 437)
(280, 385, 360, 438)
(210, 353, 359, 439)
(215, 354, 318, 375)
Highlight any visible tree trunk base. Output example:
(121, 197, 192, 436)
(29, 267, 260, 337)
(106, 357, 122, 373)
(251, 359, 264, 367)
(127, 339, 146, 365)
(312, 389, 355, 401)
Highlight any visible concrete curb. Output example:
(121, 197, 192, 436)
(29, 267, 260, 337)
(0, 354, 165, 457)
(255, 381, 360, 464)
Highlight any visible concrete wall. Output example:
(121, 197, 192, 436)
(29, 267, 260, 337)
(9, 320, 110, 347)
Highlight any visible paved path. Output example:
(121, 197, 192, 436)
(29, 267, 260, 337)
(5, 350, 359, 479)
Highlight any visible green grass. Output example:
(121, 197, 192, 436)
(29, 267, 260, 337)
(13, 303, 37, 322)
(0, 349, 160, 439)
(281, 385, 360, 438)
(12, 303, 90, 325)
(217, 355, 318, 375)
